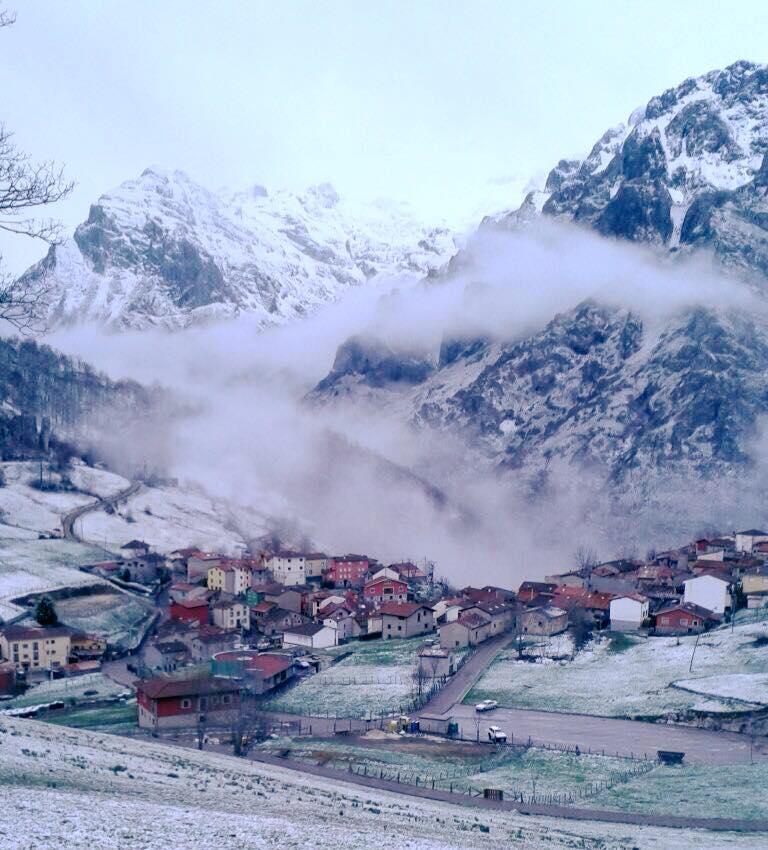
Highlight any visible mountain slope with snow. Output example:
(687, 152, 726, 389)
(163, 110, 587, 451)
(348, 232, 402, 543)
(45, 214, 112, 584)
(311, 61, 768, 529)
(22, 169, 455, 330)
(490, 60, 768, 279)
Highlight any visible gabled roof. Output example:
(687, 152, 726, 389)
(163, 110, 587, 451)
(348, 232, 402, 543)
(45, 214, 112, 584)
(153, 640, 189, 654)
(457, 611, 491, 629)
(522, 605, 567, 620)
(172, 596, 209, 609)
(655, 601, 719, 619)
(1, 624, 74, 641)
(611, 593, 649, 604)
(737, 529, 768, 536)
(684, 573, 731, 586)
(211, 598, 246, 610)
(121, 539, 149, 550)
(138, 675, 239, 699)
(518, 581, 556, 594)
(378, 602, 431, 618)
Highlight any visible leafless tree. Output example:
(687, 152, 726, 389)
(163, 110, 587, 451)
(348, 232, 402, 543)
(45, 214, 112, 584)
(0, 10, 74, 331)
(228, 694, 269, 757)
(574, 545, 599, 573)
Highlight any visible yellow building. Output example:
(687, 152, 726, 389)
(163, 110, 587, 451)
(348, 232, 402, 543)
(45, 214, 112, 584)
(0, 625, 72, 672)
(742, 569, 768, 595)
(207, 562, 251, 595)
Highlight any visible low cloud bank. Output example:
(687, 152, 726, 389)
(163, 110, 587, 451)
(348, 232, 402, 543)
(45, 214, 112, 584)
(47, 220, 768, 583)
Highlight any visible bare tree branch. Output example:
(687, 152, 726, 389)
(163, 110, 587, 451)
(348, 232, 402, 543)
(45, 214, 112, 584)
(0, 12, 74, 331)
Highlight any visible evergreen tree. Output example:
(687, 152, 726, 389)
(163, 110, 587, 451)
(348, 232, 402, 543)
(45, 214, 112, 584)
(35, 595, 58, 626)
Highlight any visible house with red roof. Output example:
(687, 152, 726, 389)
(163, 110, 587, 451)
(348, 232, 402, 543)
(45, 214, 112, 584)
(212, 650, 295, 694)
(363, 575, 408, 607)
(653, 602, 719, 635)
(136, 674, 241, 729)
(170, 596, 210, 627)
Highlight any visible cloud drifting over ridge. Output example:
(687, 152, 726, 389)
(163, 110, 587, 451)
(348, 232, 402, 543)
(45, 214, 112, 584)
(46, 220, 768, 583)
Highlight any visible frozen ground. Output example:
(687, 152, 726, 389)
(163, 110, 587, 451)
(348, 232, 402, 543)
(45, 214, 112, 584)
(52, 588, 157, 649)
(263, 637, 427, 717)
(0, 716, 763, 850)
(1, 672, 127, 709)
(0, 459, 272, 558)
(0, 538, 108, 621)
(78, 481, 270, 555)
(592, 761, 768, 821)
(0, 461, 103, 539)
(467, 621, 768, 718)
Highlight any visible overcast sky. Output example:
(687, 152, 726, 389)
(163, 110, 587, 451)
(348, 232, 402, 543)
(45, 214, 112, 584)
(1, 0, 767, 273)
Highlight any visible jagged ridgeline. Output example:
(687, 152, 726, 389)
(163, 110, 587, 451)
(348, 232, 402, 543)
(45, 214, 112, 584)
(0, 337, 155, 461)
(311, 61, 768, 490)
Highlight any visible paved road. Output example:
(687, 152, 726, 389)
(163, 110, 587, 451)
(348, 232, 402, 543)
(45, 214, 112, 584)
(139, 731, 768, 833)
(427, 703, 767, 765)
(61, 481, 142, 543)
(421, 632, 513, 715)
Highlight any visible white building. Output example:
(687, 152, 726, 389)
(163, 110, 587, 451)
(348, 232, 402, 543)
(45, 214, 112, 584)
(282, 622, 337, 650)
(319, 607, 356, 642)
(735, 529, 768, 554)
(368, 567, 400, 583)
(609, 594, 649, 632)
(683, 574, 732, 615)
(267, 552, 307, 586)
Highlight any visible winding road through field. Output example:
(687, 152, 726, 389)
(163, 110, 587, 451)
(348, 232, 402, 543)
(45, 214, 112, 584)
(61, 481, 142, 544)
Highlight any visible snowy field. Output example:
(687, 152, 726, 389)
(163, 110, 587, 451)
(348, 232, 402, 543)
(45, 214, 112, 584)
(1, 672, 127, 709)
(52, 587, 157, 649)
(0, 716, 762, 850)
(0, 538, 108, 621)
(592, 762, 768, 821)
(0, 461, 98, 540)
(78, 481, 269, 555)
(467, 621, 768, 718)
(262, 637, 426, 717)
(0, 459, 272, 558)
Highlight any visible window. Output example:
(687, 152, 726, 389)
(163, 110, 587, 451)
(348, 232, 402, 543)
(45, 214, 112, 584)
(180, 698, 192, 709)
(661, 617, 669, 625)
(222, 694, 231, 705)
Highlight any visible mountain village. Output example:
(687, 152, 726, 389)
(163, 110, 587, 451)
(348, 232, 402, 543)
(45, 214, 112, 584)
(2, 524, 767, 744)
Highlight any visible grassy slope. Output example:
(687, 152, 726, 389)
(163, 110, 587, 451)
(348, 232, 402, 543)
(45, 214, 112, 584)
(467, 620, 768, 718)
(0, 716, 761, 850)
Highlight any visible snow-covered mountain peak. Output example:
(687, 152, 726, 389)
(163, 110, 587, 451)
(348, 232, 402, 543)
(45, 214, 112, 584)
(21, 170, 456, 331)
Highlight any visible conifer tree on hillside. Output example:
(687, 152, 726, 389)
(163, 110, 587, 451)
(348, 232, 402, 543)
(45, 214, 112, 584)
(34, 595, 58, 626)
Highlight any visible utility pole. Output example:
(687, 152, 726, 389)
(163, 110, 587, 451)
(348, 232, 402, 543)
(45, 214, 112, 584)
(689, 631, 701, 673)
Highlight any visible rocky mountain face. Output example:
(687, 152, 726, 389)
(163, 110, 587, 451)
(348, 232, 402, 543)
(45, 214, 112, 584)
(313, 61, 768, 496)
(491, 60, 768, 280)
(21, 169, 455, 330)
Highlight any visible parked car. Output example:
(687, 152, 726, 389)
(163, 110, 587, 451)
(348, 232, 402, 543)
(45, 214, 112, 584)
(487, 726, 508, 743)
(475, 699, 498, 712)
